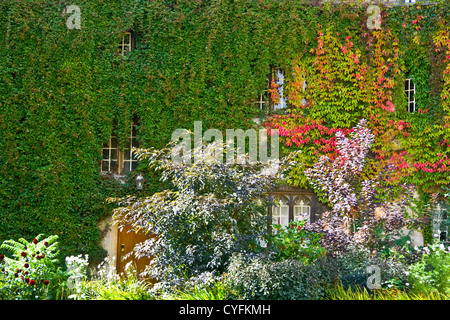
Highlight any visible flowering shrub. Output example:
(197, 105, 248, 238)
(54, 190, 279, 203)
(65, 254, 89, 295)
(110, 140, 298, 290)
(408, 243, 450, 296)
(304, 119, 416, 251)
(0, 235, 67, 300)
(69, 257, 154, 300)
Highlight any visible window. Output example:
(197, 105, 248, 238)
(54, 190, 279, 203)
(273, 68, 287, 111)
(102, 117, 139, 174)
(293, 197, 311, 222)
(270, 193, 313, 228)
(301, 79, 307, 107)
(254, 83, 268, 111)
(405, 78, 416, 113)
(119, 31, 134, 57)
(253, 67, 288, 113)
(272, 197, 290, 227)
(432, 203, 449, 244)
(102, 134, 119, 173)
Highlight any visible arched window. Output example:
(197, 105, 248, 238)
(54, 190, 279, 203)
(293, 196, 311, 222)
(271, 196, 289, 227)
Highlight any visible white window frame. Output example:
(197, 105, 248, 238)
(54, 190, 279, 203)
(293, 198, 311, 222)
(122, 122, 139, 173)
(405, 78, 416, 113)
(102, 135, 119, 173)
(273, 68, 287, 110)
(101, 118, 139, 174)
(119, 31, 133, 57)
(272, 199, 290, 228)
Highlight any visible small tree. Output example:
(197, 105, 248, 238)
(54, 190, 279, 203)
(304, 119, 415, 252)
(110, 140, 295, 288)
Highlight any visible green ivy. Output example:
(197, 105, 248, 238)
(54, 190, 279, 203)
(0, 0, 449, 264)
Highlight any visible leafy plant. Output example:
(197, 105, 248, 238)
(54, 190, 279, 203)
(224, 253, 324, 300)
(110, 140, 298, 289)
(326, 282, 449, 300)
(69, 257, 154, 300)
(264, 220, 326, 264)
(304, 119, 416, 252)
(0, 234, 67, 300)
(408, 242, 450, 296)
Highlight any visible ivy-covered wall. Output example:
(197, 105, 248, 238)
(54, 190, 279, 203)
(0, 0, 449, 262)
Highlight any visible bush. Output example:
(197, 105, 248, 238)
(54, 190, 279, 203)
(0, 235, 68, 300)
(318, 245, 408, 292)
(69, 257, 154, 300)
(408, 242, 450, 296)
(110, 140, 297, 287)
(165, 272, 228, 300)
(224, 253, 324, 300)
(264, 220, 327, 264)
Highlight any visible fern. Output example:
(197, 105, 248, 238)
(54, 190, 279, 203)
(1, 234, 60, 264)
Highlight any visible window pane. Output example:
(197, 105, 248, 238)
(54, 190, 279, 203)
(102, 161, 109, 172)
(123, 161, 131, 173)
(102, 149, 109, 159)
(280, 206, 289, 227)
(110, 148, 118, 161)
(131, 161, 138, 171)
(124, 148, 131, 161)
(110, 160, 118, 172)
(294, 202, 310, 222)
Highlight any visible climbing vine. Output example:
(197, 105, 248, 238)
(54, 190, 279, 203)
(0, 0, 449, 263)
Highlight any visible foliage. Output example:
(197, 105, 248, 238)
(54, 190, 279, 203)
(1, 0, 450, 273)
(65, 253, 90, 295)
(224, 253, 325, 300)
(110, 140, 296, 289)
(264, 220, 326, 264)
(69, 257, 154, 300)
(304, 119, 416, 251)
(164, 272, 227, 300)
(326, 283, 449, 300)
(408, 242, 450, 296)
(0, 234, 68, 300)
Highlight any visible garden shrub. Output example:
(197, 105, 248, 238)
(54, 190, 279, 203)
(110, 141, 298, 289)
(264, 220, 327, 264)
(408, 242, 450, 296)
(0, 234, 68, 300)
(224, 253, 324, 300)
(329, 245, 408, 291)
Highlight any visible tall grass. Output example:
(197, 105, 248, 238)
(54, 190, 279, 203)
(168, 285, 227, 300)
(327, 284, 449, 300)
